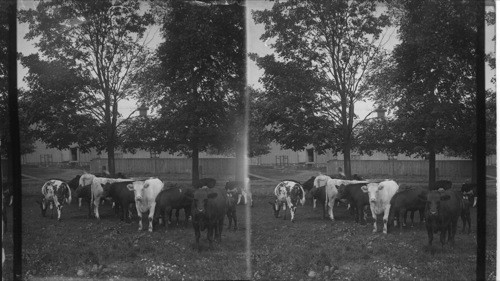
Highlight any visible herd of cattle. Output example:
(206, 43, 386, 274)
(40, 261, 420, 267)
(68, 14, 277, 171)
(35, 172, 252, 251)
(269, 174, 476, 247)
(0, 171, 477, 259)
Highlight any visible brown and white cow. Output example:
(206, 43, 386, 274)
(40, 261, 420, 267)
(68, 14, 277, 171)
(314, 175, 368, 221)
(362, 180, 399, 234)
(270, 180, 305, 222)
(75, 173, 131, 219)
(39, 179, 72, 221)
(128, 178, 164, 232)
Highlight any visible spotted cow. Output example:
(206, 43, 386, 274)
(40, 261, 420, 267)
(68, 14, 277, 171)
(269, 180, 306, 222)
(39, 179, 72, 221)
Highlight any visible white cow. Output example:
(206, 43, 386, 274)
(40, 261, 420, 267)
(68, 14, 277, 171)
(40, 179, 72, 221)
(314, 175, 368, 221)
(128, 178, 164, 232)
(361, 180, 399, 234)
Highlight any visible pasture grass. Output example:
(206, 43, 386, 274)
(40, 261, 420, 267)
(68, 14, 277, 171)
(1, 165, 495, 280)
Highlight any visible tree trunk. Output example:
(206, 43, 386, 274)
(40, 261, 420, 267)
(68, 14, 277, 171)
(107, 134, 116, 176)
(428, 146, 436, 189)
(192, 145, 199, 186)
(343, 142, 352, 178)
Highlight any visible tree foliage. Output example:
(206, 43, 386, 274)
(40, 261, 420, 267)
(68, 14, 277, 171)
(123, 1, 245, 182)
(19, 0, 154, 173)
(371, 0, 484, 159)
(250, 0, 391, 176)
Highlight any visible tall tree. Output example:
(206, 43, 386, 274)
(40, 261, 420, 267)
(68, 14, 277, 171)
(19, 0, 154, 175)
(140, 1, 245, 184)
(370, 0, 483, 186)
(250, 0, 391, 177)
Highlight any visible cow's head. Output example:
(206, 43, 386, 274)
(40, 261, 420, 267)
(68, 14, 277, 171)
(127, 181, 146, 201)
(426, 190, 450, 217)
(192, 189, 218, 216)
(361, 183, 380, 203)
(42, 181, 56, 200)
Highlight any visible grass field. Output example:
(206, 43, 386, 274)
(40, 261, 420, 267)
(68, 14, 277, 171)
(2, 165, 496, 280)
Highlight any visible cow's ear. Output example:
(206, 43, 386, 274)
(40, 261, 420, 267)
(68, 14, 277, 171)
(440, 194, 451, 201)
(127, 184, 134, 191)
(208, 192, 218, 199)
(361, 186, 369, 193)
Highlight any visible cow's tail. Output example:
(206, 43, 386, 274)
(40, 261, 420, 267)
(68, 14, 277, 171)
(65, 183, 72, 205)
(299, 184, 306, 206)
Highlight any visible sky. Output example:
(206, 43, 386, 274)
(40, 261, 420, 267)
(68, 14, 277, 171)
(18, 0, 496, 120)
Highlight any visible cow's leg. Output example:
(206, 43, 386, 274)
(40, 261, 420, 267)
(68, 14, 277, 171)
(439, 224, 451, 246)
(136, 204, 143, 231)
(41, 199, 47, 217)
(466, 211, 471, 233)
(450, 219, 458, 245)
(290, 205, 296, 222)
(227, 211, 232, 230)
(356, 204, 366, 224)
(399, 209, 405, 230)
(370, 206, 378, 233)
(218, 218, 224, 241)
(194, 224, 201, 252)
(78, 198, 82, 209)
(233, 210, 237, 230)
(93, 197, 101, 220)
(410, 210, 416, 227)
(237, 194, 242, 205)
(55, 199, 62, 221)
(382, 205, 391, 234)
(175, 209, 181, 225)
(327, 197, 335, 221)
(208, 225, 214, 250)
(281, 203, 287, 220)
(313, 198, 317, 209)
(427, 225, 433, 246)
(148, 203, 156, 232)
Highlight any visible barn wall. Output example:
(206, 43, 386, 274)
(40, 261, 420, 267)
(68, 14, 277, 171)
(325, 160, 472, 178)
(90, 158, 236, 179)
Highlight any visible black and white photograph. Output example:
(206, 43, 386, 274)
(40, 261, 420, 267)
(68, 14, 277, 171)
(1, 0, 496, 280)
